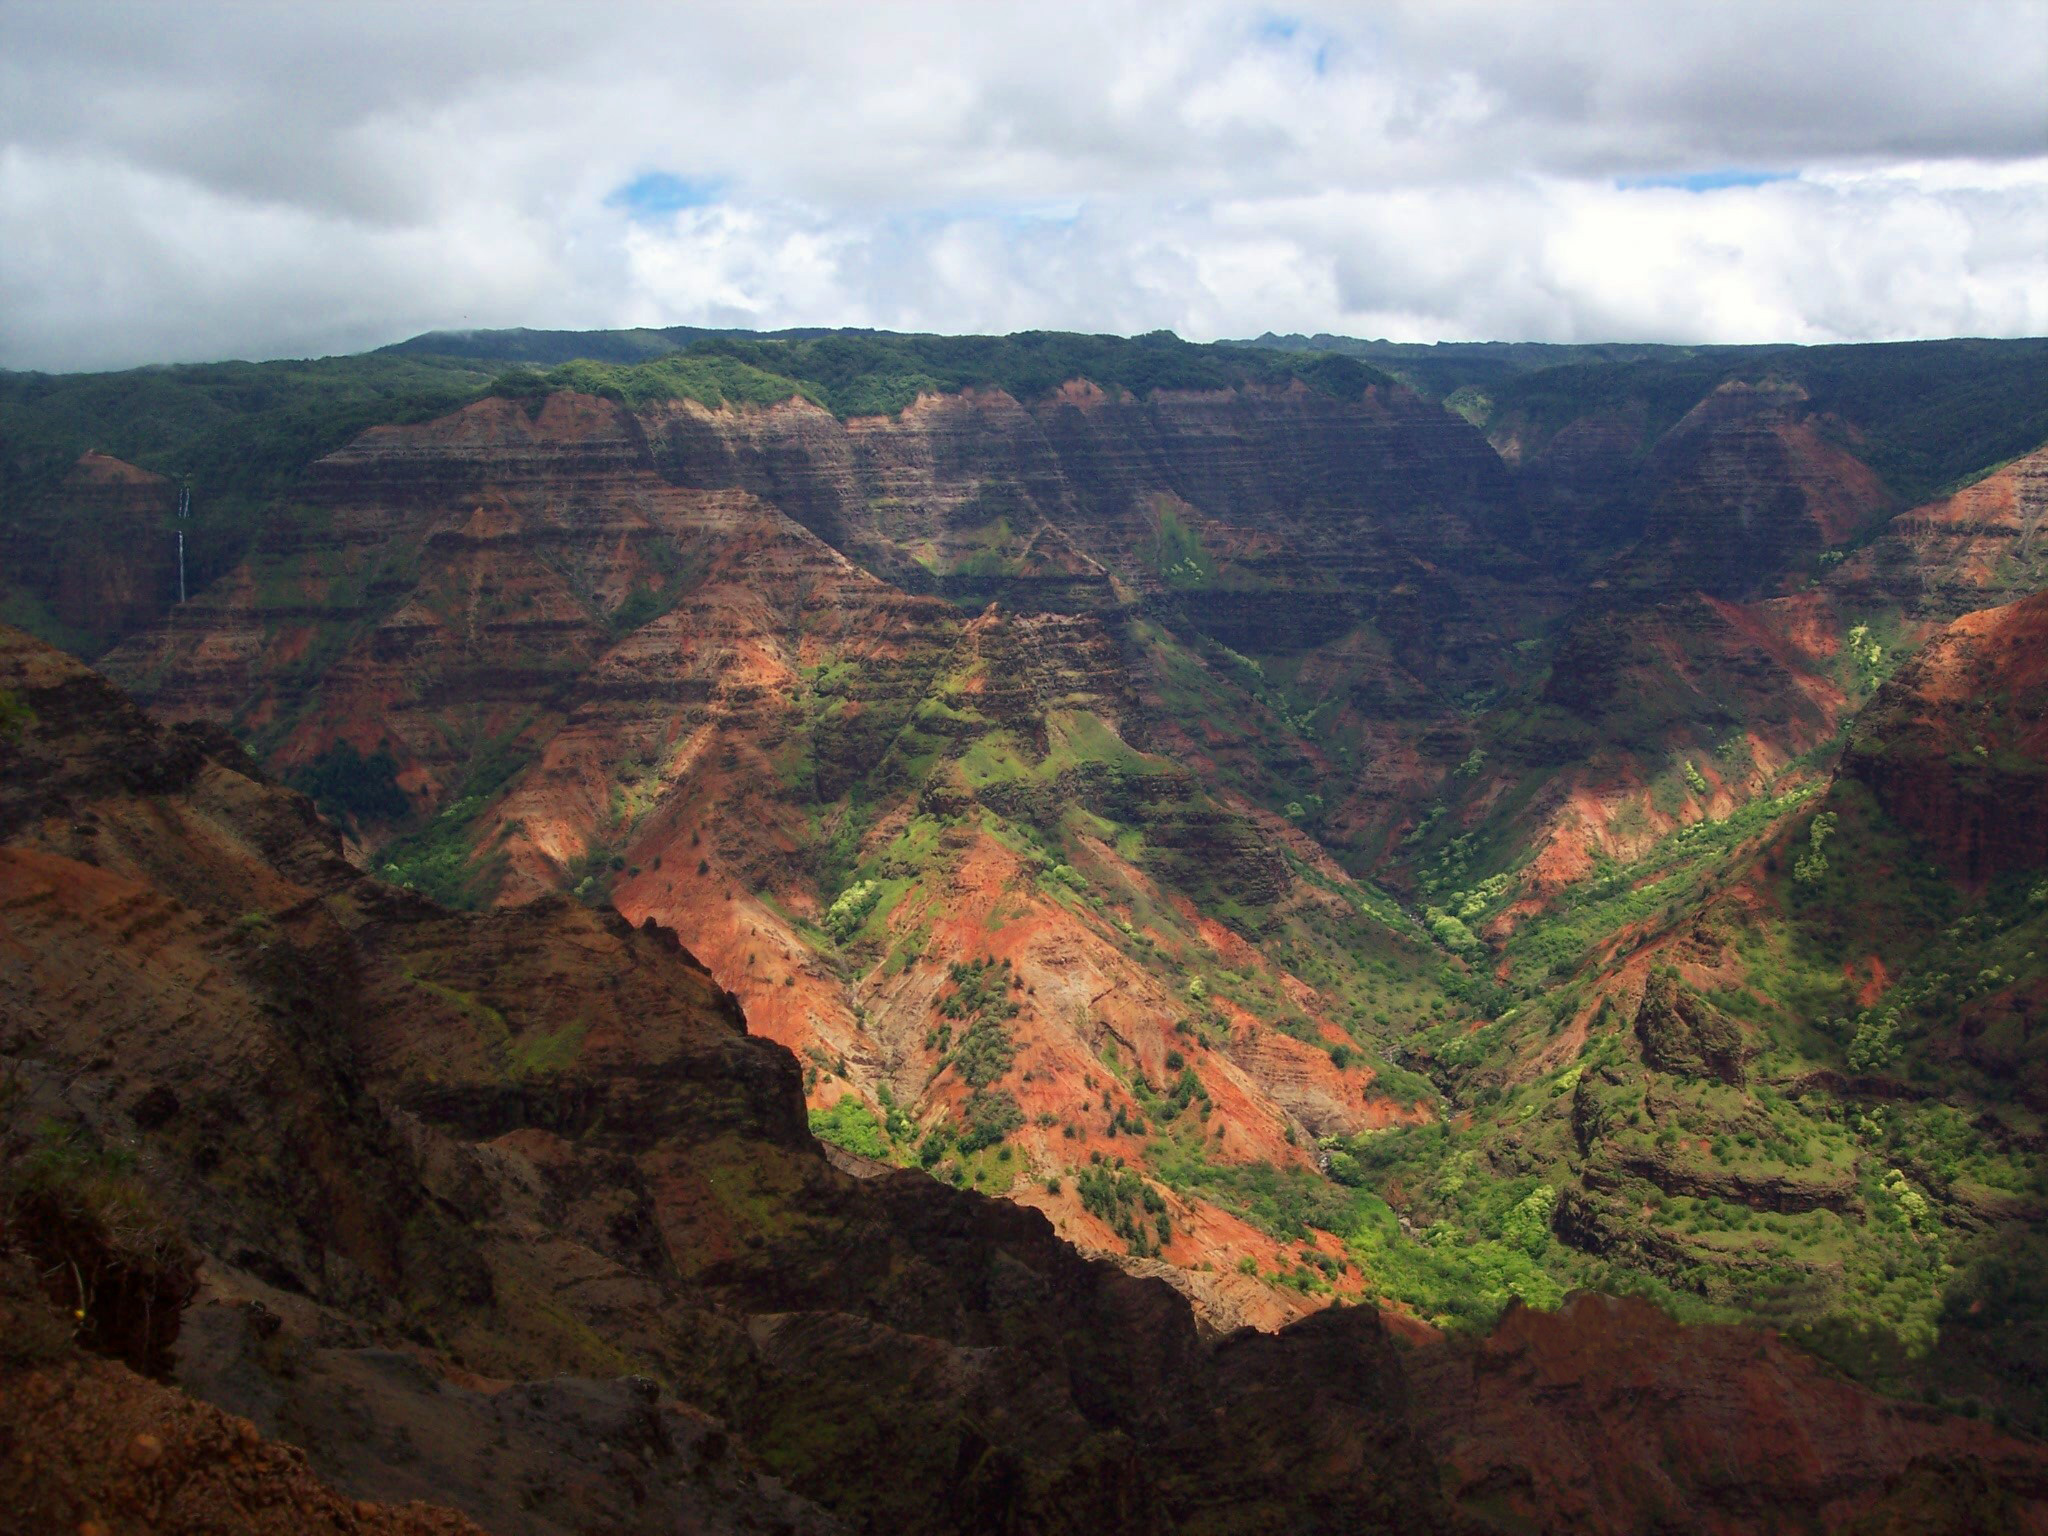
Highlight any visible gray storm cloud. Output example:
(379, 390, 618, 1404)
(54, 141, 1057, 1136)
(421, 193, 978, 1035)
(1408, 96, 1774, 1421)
(1, 0, 2043, 370)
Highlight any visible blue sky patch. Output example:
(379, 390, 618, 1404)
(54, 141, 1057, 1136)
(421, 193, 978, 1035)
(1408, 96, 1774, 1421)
(1617, 169, 1797, 193)
(1256, 13, 1331, 73)
(606, 172, 726, 219)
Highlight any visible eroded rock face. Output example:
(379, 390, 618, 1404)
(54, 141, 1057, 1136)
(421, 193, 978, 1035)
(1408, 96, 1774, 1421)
(92, 387, 1486, 1296)
(105, 380, 1523, 736)
(1, 452, 178, 652)
(72, 364, 2045, 1311)
(1838, 445, 2048, 624)
(630, 382, 1521, 636)
(0, 622, 1446, 1535)
(1840, 590, 2048, 882)
(0, 1280, 490, 1536)
(1635, 379, 1891, 598)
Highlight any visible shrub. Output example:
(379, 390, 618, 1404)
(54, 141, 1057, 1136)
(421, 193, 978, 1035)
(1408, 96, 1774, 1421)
(959, 1090, 1024, 1153)
(808, 1095, 890, 1160)
(1847, 1009, 1904, 1073)
(288, 741, 410, 823)
(824, 879, 884, 941)
(1498, 1185, 1559, 1256)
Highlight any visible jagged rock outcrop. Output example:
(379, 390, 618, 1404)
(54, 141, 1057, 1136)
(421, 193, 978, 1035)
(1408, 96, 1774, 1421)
(1633, 971, 1754, 1084)
(0, 1272, 489, 1536)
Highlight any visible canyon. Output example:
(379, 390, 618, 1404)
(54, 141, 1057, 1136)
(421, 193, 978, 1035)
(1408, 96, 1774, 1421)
(4, 327, 2048, 1530)
(5, 620, 2047, 1534)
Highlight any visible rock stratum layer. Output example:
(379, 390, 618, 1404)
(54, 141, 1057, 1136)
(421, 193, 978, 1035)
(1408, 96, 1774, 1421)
(1, 451, 178, 654)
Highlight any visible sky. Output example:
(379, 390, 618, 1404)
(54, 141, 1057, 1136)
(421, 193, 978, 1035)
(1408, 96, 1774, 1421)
(1, 0, 2045, 371)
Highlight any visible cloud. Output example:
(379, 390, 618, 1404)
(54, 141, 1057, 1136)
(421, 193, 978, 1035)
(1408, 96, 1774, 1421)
(1, 1, 2042, 369)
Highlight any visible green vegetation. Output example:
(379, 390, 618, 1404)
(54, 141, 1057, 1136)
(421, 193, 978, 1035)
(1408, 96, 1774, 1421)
(287, 741, 409, 824)
(506, 1022, 587, 1078)
(481, 328, 1396, 421)
(493, 353, 825, 413)
(0, 687, 31, 740)
(1151, 1141, 1355, 1243)
(1139, 1130, 1573, 1323)
(1793, 811, 1838, 885)
(379, 796, 507, 909)
(808, 1095, 892, 1160)
(377, 729, 534, 909)
(1317, 767, 2048, 1424)
(1147, 499, 1215, 588)
(823, 879, 884, 942)
(934, 958, 1026, 1153)
(1497, 788, 1816, 982)
(1077, 1157, 1173, 1258)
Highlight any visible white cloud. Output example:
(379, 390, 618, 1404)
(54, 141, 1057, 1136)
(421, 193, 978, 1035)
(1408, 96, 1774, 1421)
(1, 1, 2042, 368)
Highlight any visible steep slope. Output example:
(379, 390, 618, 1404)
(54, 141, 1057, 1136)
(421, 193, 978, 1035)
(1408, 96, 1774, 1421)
(97, 380, 1504, 1315)
(1621, 376, 1894, 598)
(1366, 339, 2048, 934)
(1324, 590, 2048, 1431)
(1, 1261, 487, 1536)
(1413, 1292, 2048, 1535)
(8, 626, 2048, 1535)
(1135, 351, 2010, 907)
(1837, 443, 2048, 625)
(1837, 588, 2048, 883)
(0, 451, 178, 654)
